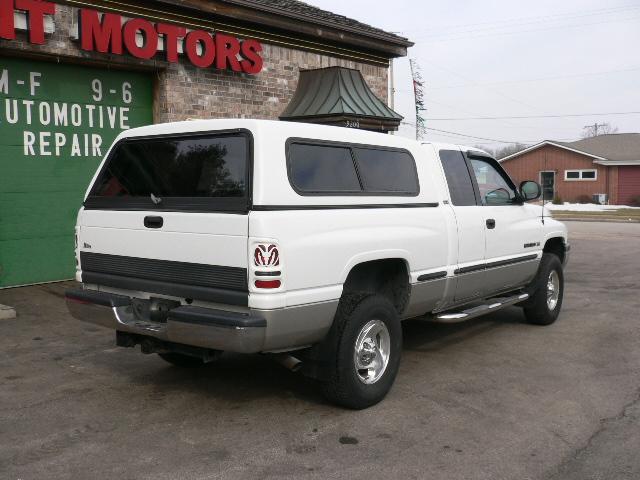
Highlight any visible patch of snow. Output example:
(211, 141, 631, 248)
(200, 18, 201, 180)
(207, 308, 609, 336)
(544, 202, 640, 211)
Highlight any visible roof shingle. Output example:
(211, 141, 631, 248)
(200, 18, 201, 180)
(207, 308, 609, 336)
(223, 0, 412, 45)
(556, 134, 640, 161)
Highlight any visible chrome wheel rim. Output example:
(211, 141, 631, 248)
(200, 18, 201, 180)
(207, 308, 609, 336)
(547, 270, 560, 311)
(354, 320, 390, 385)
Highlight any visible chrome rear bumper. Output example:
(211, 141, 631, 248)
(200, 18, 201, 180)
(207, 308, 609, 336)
(66, 289, 266, 353)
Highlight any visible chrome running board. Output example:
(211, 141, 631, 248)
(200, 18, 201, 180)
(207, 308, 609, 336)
(434, 293, 529, 323)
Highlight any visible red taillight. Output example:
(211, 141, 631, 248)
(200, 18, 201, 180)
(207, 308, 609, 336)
(254, 279, 281, 289)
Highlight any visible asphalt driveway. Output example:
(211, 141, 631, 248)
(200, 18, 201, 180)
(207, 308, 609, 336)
(1, 221, 639, 480)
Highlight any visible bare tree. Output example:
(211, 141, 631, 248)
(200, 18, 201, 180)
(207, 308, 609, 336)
(472, 145, 494, 156)
(581, 122, 618, 138)
(471, 143, 528, 159)
(493, 143, 529, 160)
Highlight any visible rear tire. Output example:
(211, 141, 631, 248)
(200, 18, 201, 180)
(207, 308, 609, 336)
(158, 352, 206, 368)
(523, 253, 564, 326)
(321, 294, 402, 409)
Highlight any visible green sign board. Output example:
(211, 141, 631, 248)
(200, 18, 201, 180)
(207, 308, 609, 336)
(0, 57, 152, 287)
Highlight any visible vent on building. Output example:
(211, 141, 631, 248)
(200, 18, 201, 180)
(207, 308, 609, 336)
(280, 66, 402, 133)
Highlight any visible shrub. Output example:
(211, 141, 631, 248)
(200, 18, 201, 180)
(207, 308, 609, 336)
(552, 195, 563, 205)
(576, 194, 593, 204)
(629, 195, 640, 207)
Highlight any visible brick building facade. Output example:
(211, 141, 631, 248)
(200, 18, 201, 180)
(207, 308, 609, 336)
(156, 43, 390, 123)
(500, 135, 640, 206)
(1, 3, 395, 123)
(0, 0, 411, 287)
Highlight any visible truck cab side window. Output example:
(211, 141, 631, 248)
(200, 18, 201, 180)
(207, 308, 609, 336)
(288, 143, 362, 193)
(469, 158, 517, 205)
(353, 148, 419, 194)
(439, 150, 477, 206)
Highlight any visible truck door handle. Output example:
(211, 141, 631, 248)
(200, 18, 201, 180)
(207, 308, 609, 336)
(144, 216, 164, 229)
(486, 218, 496, 229)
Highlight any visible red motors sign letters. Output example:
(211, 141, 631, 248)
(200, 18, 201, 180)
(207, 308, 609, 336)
(0, 0, 264, 74)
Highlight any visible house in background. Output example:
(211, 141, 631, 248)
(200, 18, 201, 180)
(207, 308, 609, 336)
(500, 133, 640, 205)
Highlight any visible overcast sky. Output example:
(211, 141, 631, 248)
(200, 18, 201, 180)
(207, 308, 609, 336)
(306, 0, 640, 149)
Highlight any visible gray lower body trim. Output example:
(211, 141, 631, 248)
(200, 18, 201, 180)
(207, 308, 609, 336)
(256, 301, 339, 352)
(402, 278, 447, 319)
(483, 259, 538, 294)
(66, 287, 337, 354)
(454, 270, 486, 302)
(454, 257, 539, 303)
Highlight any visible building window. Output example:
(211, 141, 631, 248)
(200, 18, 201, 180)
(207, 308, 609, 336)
(565, 169, 597, 181)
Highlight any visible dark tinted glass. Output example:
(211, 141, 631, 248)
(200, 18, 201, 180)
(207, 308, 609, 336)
(439, 150, 477, 206)
(289, 143, 361, 192)
(582, 170, 596, 179)
(92, 135, 247, 198)
(353, 148, 419, 194)
(566, 171, 580, 179)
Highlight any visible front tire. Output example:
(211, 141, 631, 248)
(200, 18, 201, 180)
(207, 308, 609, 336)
(321, 294, 402, 409)
(523, 253, 564, 326)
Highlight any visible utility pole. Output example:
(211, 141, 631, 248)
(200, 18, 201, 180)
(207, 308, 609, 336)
(409, 59, 426, 141)
(583, 122, 607, 137)
(388, 58, 395, 136)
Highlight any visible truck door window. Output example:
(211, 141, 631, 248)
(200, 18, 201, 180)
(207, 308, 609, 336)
(439, 150, 477, 206)
(469, 159, 517, 205)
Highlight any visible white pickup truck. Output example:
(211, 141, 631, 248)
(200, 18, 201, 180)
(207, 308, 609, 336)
(66, 119, 569, 409)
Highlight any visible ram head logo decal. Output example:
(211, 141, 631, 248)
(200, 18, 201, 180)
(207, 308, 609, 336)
(254, 244, 280, 267)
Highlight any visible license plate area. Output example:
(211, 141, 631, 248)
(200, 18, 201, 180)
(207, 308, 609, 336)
(131, 297, 181, 323)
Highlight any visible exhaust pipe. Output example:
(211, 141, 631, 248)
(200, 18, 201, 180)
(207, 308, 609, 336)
(272, 354, 303, 372)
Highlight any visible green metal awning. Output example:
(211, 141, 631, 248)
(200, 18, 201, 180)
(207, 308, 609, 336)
(280, 66, 403, 132)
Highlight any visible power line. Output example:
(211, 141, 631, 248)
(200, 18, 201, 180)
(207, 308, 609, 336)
(403, 123, 577, 145)
(425, 111, 640, 121)
(427, 65, 640, 91)
(401, 122, 508, 145)
(422, 60, 542, 113)
(414, 94, 542, 130)
(410, 5, 640, 38)
(418, 93, 584, 131)
(424, 127, 537, 144)
(412, 13, 640, 43)
(402, 4, 640, 35)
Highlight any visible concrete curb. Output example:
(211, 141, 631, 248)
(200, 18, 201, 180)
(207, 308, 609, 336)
(0, 304, 17, 320)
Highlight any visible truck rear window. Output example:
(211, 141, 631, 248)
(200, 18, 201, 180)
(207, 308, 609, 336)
(85, 131, 251, 212)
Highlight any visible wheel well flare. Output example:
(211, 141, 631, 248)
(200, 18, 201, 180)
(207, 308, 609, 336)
(342, 259, 410, 313)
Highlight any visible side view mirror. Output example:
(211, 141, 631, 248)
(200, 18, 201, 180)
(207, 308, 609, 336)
(519, 180, 542, 201)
